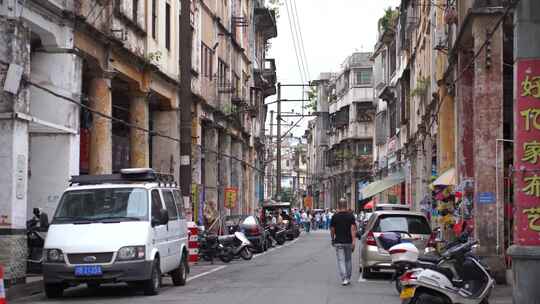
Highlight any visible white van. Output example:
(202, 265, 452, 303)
(42, 169, 189, 298)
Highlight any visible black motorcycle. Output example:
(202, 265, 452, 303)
(198, 231, 234, 263)
(265, 224, 286, 246)
(26, 208, 49, 273)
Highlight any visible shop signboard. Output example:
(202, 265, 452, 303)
(224, 187, 238, 209)
(477, 192, 495, 205)
(515, 59, 540, 245)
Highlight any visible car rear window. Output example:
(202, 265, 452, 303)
(372, 215, 431, 234)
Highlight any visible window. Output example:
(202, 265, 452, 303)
(172, 190, 184, 218)
(201, 43, 213, 78)
(356, 141, 372, 155)
(356, 104, 374, 122)
(218, 59, 228, 86)
(233, 73, 240, 97)
(373, 215, 431, 235)
(53, 188, 149, 223)
(151, 189, 163, 220)
(132, 0, 139, 23)
(165, 2, 171, 50)
(152, 0, 157, 39)
(162, 190, 178, 220)
(356, 69, 372, 86)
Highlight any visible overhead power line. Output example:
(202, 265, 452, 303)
(26, 80, 264, 173)
(291, 0, 310, 81)
(284, 0, 306, 84)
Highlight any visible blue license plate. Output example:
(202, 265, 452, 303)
(74, 265, 102, 276)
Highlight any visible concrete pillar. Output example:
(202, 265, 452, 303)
(203, 127, 218, 219)
(472, 15, 506, 278)
(437, 85, 455, 173)
(508, 1, 540, 302)
(219, 133, 231, 215)
(0, 16, 30, 286)
(88, 74, 112, 174)
(231, 140, 243, 214)
(456, 50, 475, 180)
(129, 92, 149, 168)
(152, 110, 180, 180)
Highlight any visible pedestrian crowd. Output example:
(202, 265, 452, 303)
(290, 208, 336, 232)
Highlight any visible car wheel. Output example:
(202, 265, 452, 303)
(171, 255, 188, 286)
(44, 283, 64, 298)
(143, 259, 161, 296)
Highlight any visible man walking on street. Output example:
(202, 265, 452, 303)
(330, 198, 357, 286)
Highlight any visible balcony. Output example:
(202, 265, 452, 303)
(254, 7, 278, 40)
(330, 87, 373, 114)
(254, 58, 277, 98)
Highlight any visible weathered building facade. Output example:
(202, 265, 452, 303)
(0, 0, 276, 285)
(367, 0, 517, 282)
(306, 53, 375, 211)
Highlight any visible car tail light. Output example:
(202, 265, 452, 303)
(389, 248, 407, 255)
(400, 271, 417, 282)
(427, 231, 437, 248)
(366, 231, 377, 246)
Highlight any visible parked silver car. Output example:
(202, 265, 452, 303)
(358, 210, 434, 278)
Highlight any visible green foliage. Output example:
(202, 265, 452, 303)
(379, 7, 399, 32)
(303, 86, 317, 112)
(411, 76, 430, 98)
(267, 0, 283, 20)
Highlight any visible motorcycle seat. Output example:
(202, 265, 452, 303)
(418, 255, 440, 264)
(218, 235, 236, 242)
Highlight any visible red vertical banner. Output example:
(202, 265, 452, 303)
(515, 59, 540, 246)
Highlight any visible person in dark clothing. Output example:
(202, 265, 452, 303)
(330, 198, 357, 286)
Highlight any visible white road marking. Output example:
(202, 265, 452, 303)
(187, 265, 227, 282)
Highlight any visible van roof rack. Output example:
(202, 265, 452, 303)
(70, 168, 177, 187)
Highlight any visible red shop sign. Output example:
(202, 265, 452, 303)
(514, 59, 540, 246)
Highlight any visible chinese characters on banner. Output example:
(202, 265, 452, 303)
(515, 60, 540, 245)
(224, 187, 238, 210)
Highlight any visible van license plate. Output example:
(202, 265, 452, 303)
(74, 265, 102, 276)
(400, 287, 415, 299)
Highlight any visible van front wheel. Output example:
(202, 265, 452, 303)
(143, 260, 161, 296)
(171, 255, 188, 286)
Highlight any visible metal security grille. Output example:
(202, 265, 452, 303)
(67, 252, 114, 264)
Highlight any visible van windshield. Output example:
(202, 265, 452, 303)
(53, 188, 149, 223)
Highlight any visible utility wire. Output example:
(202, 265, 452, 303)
(291, 0, 311, 81)
(284, 0, 306, 84)
(26, 80, 264, 173)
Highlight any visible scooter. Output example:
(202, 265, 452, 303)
(218, 231, 253, 261)
(394, 239, 494, 304)
(26, 208, 49, 274)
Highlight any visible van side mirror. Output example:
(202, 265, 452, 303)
(39, 212, 49, 231)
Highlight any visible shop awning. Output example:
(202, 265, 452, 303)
(432, 167, 456, 186)
(360, 171, 405, 199)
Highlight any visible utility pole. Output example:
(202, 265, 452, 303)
(179, 0, 193, 214)
(276, 83, 282, 200)
(268, 110, 274, 199)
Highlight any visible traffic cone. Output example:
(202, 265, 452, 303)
(0, 265, 6, 304)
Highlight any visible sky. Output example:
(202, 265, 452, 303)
(265, 0, 400, 139)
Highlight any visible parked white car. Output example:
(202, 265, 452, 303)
(42, 168, 189, 298)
